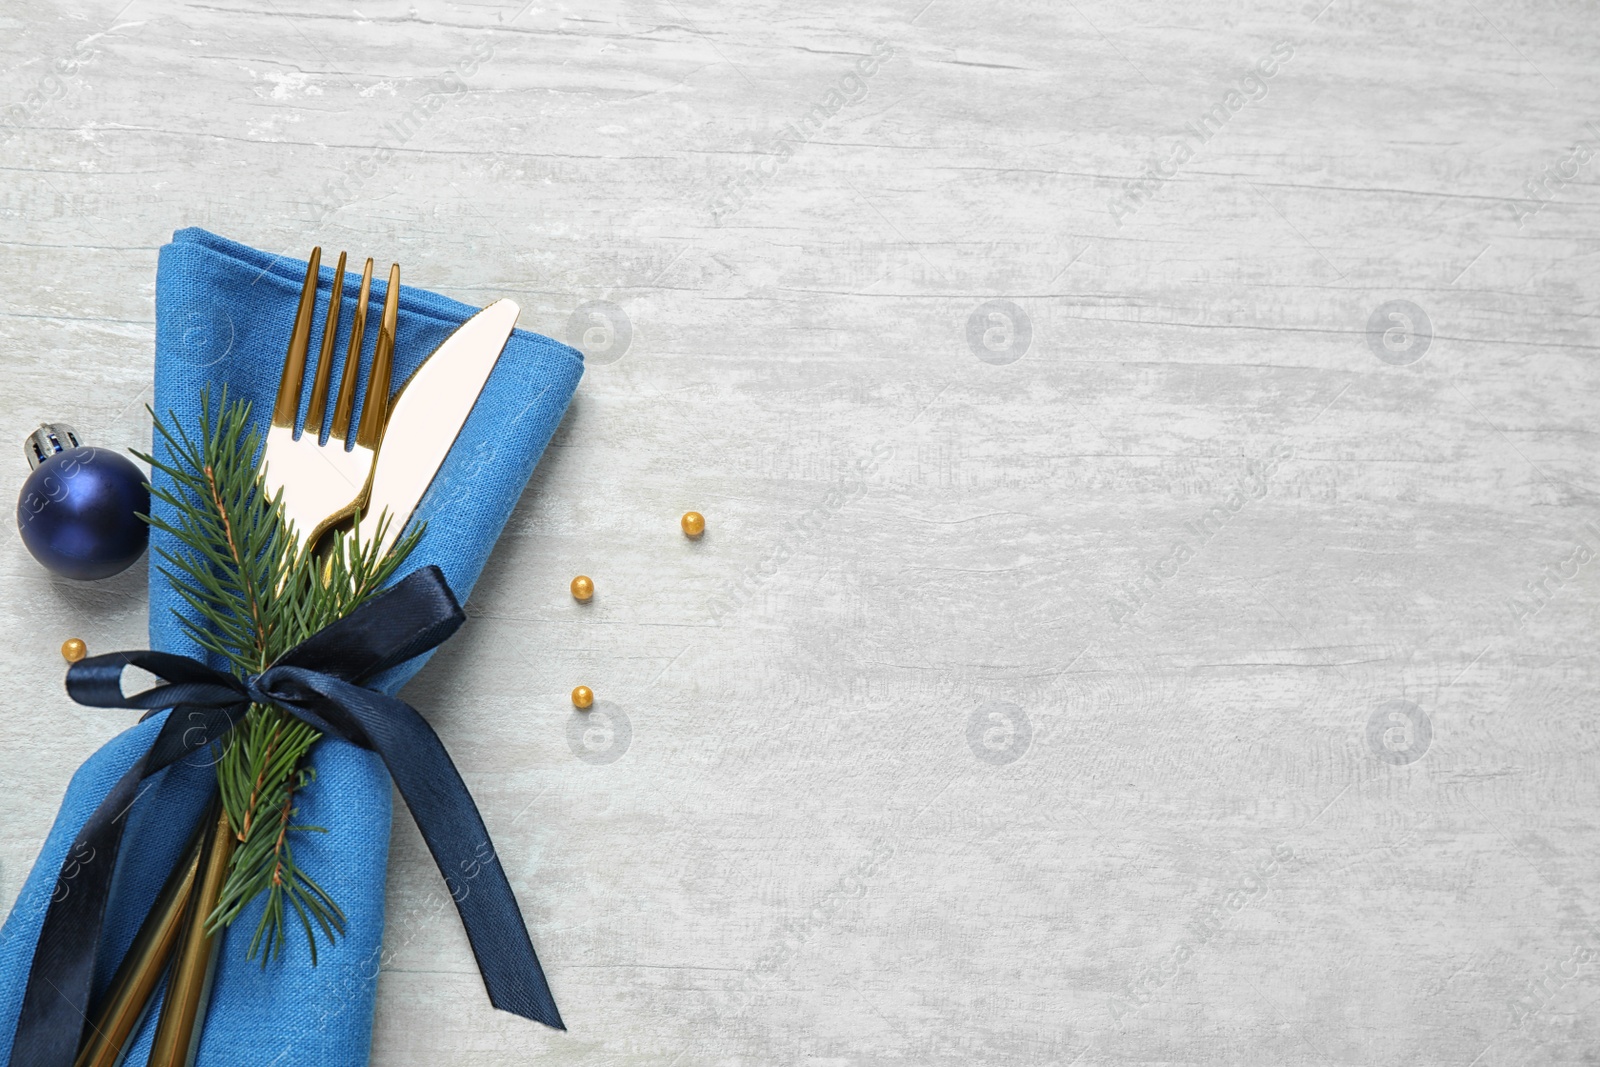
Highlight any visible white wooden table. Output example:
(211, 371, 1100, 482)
(3, 0, 1599, 1062)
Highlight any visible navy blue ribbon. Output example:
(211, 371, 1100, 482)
(8, 566, 562, 1067)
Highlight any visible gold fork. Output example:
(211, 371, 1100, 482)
(150, 248, 403, 1065)
(75, 249, 405, 1067)
(262, 246, 402, 552)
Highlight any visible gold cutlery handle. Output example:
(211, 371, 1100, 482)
(73, 808, 211, 1067)
(147, 805, 236, 1067)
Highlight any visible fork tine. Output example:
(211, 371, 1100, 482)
(272, 247, 321, 429)
(330, 257, 373, 443)
(304, 250, 347, 438)
(354, 262, 400, 450)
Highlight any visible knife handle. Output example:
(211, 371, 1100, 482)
(146, 804, 236, 1067)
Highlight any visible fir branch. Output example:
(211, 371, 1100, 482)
(138, 389, 421, 964)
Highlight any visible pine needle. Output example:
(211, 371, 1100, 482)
(137, 390, 421, 964)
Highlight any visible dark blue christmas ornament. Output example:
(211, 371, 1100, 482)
(16, 423, 149, 580)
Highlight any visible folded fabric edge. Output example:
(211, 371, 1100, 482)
(166, 227, 585, 370)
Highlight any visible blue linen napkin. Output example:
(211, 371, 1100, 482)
(0, 228, 583, 1065)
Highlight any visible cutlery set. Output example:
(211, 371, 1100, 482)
(74, 248, 518, 1067)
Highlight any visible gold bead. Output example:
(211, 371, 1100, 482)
(571, 685, 594, 710)
(61, 638, 87, 663)
(570, 575, 594, 601)
(681, 511, 705, 538)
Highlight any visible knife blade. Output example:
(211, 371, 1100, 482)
(363, 298, 519, 555)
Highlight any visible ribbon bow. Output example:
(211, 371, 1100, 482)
(9, 566, 561, 1067)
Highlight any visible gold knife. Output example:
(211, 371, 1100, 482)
(361, 298, 519, 554)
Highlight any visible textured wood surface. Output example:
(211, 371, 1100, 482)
(3, 0, 1600, 1062)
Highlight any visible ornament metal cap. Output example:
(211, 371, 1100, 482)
(24, 423, 82, 471)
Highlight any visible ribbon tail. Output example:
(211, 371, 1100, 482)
(308, 680, 564, 1030)
(7, 760, 143, 1067)
(7, 702, 237, 1067)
